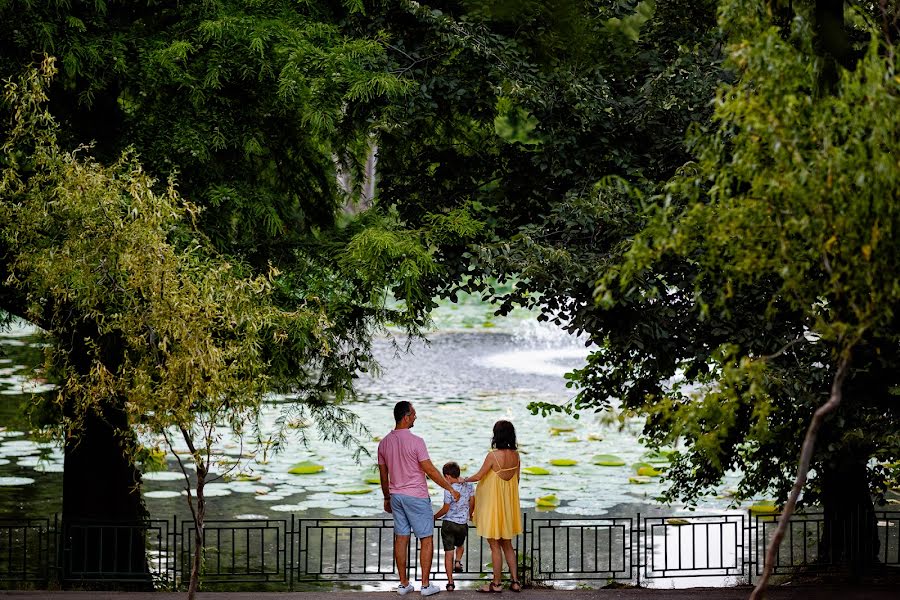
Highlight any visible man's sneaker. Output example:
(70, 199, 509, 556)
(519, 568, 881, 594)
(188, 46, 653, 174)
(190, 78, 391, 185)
(420, 583, 441, 596)
(397, 583, 415, 595)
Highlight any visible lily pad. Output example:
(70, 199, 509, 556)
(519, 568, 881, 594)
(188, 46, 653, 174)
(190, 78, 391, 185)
(587, 434, 603, 442)
(631, 461, 653, 473)
(592, 454, 625, 467)
(364, 477, 382, 485)
(564, 437, 580, 443)
(549, 426, 575, 433)
(550, 459, 577, 467)
(522, 466, 551, 476)
(334, 488, 374, 495)
(749, 500, 779, 514)
(666, 518, 691, 526)
(142, 471, 185, 481)
(535, 494, 559, 507)
(145, 490, 181, 499)
(628, 476, 653, 485)
(0, 476, 34, 486)
(288, 461, 325, 475)
(644, 450, 674, 464)
(636, 466, 663, 477)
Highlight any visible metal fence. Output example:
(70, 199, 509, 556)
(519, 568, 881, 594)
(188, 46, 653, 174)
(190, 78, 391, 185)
(1, 510, 898, 590)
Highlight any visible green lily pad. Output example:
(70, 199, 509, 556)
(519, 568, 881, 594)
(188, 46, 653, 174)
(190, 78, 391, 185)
(288, 461, 325, 475)
(644, 450, 674, 464)
(631, 461, 653, 473)
(564, 437, 579, 443)
(628, 476, 653, 484)
(666, 518, 691, 526)
(636, 466, 663, 477)
(549, 426, 575, 433)
(587, 434, 603, 441)
(522, 466, 551, 476)
(334, 488, 374, 495)
(550, 459, 577, 466)
(749, 500, 779, 514)
(592, 454, 625, 467)
(364, 477, 381, 485)
(536, 494, 559, 507)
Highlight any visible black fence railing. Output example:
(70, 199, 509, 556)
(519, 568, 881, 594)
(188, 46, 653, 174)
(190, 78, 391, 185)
(1, 510, 897, 590)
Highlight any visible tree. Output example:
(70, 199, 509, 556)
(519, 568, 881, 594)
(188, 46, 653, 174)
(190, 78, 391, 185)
(609, 0, 900, 587)
(375, 0, 899, 571)
(0, 0, 435, 584)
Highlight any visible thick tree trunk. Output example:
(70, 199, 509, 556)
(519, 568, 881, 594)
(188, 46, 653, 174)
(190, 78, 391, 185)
(61, 401, 151, 588)
(820, 455, 880, 575)
(59, 322, 150, 589)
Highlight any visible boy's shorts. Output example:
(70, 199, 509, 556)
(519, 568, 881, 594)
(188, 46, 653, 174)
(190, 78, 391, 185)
(440, 520, 468, 550)
(390, 494, 434, 538)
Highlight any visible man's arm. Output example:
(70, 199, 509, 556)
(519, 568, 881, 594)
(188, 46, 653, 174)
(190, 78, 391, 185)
(420, 460, 461, 501)
(378, 463, 392, 514)
(468, 493, 475, 521)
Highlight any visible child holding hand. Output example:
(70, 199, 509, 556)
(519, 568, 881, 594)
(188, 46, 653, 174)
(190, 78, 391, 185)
(434, 461, 475, 591)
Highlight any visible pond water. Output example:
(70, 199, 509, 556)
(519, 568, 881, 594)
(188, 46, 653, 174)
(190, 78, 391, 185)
(0, 294, 744, 524)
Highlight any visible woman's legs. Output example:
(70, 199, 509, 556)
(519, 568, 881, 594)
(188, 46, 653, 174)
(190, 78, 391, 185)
(487, 538, 503, 584)
(499, 538, 519, 584)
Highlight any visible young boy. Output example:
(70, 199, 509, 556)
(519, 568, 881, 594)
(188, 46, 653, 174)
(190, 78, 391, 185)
(434, 461, 475, 591)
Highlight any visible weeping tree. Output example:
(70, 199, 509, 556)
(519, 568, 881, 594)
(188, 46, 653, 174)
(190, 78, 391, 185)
(0, 0, 436, 582)
(1, 54, 439, 591)
(612, 0, 900, 591)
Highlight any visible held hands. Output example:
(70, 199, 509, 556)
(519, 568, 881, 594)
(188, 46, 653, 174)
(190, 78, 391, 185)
(451, 488, 461, 502)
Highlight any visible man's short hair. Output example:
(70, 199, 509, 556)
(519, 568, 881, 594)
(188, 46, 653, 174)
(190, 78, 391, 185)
(442, 461, 460, 478)
(394, 401, 412, 424)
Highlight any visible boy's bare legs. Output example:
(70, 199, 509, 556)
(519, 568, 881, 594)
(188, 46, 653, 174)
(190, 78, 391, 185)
(395, 534, 410, 586)
(420, 535, 434, 587)
(444, 549, 454, 585)
(455, 544, 464, 569)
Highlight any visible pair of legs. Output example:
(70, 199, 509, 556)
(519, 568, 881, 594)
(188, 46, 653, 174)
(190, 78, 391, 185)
(395, 534, 434, 588)
(391, 494, 437, 590)
(444, 544, 464, 587)
(482, 537, 520, 592)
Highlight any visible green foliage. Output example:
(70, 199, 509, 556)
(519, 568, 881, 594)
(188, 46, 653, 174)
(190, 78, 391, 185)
(1, 58, 325, 448)
(601, 0, 900, 504)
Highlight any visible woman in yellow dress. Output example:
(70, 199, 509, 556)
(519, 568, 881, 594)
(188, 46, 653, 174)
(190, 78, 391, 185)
(464, 420, 522, 593)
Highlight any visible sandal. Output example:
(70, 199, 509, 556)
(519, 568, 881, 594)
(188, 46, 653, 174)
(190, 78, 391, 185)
(510, 580, 522, 593)
(476, 582, 503, 593)
(453, 560, 464, 573)
(446, 582, 456, 591)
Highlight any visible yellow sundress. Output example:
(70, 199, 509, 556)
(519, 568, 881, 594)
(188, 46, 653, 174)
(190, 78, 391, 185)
(474, 451, 523, 540)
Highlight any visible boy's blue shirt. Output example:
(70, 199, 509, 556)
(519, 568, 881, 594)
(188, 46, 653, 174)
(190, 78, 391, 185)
(442, 482, 474, 524)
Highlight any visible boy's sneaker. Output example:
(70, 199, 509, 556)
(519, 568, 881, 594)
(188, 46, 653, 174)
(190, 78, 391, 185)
(397, 583, 415, 595)
(420, 583, 441, 596)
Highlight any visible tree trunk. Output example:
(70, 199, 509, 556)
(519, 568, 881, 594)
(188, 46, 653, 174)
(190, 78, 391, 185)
(59, 323, 150, 588)
(61, 401, 151, 588)
(819, 455, 880, 575)
(187, 476, 206, 600)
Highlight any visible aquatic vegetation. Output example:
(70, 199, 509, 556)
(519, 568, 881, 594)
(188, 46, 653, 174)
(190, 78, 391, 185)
(288, 462, 325, 475)
(591, 454, 625, 467)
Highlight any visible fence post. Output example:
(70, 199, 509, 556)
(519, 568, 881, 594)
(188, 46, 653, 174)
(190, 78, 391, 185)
(521, 512, 528, 585)
(289, 514, 294, 592)
(635, 512, 641, 588)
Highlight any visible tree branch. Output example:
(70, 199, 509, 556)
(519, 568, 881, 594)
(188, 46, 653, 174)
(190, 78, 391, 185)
(749, 353, 851, 600)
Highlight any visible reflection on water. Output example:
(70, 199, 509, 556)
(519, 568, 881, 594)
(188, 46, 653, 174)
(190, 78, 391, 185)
(0, 301, 741, 530)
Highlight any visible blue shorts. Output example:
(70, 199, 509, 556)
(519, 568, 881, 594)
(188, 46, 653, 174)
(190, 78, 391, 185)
(390, 494, 434, 538)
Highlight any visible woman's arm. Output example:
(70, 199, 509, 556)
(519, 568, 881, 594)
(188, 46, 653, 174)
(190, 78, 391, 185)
(464, 453, 492, 483)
